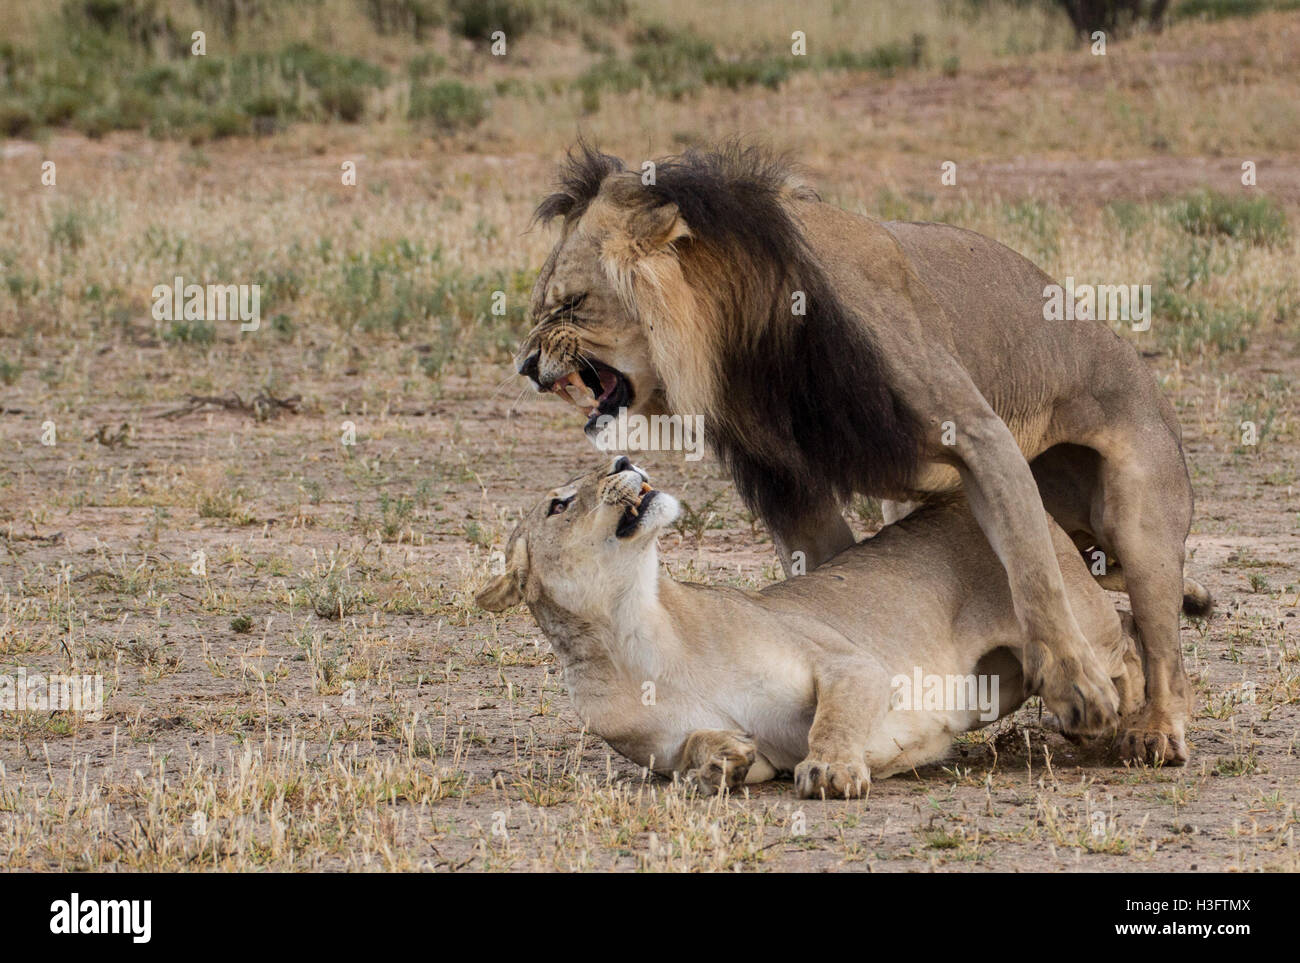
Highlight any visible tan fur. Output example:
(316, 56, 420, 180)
(520, 147, 1203, 764)
(477, 461, 1145, 799)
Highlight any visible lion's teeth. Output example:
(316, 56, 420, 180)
(561, 382, 596, 408)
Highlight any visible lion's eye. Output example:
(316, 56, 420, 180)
(548, 496, 574, 517)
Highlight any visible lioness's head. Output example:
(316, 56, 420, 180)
(475, 456, 680, 616)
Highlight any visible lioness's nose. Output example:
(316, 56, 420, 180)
(610, 456, 647, 483)
(518, 351, 541, 385)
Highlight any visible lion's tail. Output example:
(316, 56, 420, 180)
(1181, 578, 1214, 619)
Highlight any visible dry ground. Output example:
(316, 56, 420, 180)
(1, 320, 1297, 871)
(1, 10, 1299, 872)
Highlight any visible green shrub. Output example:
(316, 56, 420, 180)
(1102, 199, 1151, 235)
(61, 0, 173, 48)
(207, 105, 251, 138)
(406, 51, 446, 81)
(579, 0, 630, 19)
(0, 100, 36, 137)
(1153, 288, 1256, 354)
(162, 317, 217, 345)
(449, 0, 535, 41)
(408, 80, 488, 131)
(1170, 190, 1289, 246)
(318, 82, 367, 122)
(824, 36, 925, 75)
(49, 208, 88, 251)
(279, 43, 388, 92)
(361, 0, 445, 40)
(702, 56, 790, 91)
(1171, 0, 1300, 22)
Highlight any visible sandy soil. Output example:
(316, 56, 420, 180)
(1, 308, 1296, 869)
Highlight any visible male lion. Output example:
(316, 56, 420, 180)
(517, 143, 1204, 763)
(476, 458, 1147, 798)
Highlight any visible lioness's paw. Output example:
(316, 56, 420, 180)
(1026, 649, 1120, 737)
(682, 742, 755, 793)
(794, 759, 869, 800)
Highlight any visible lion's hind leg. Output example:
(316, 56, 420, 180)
(1089, 433, 1195, 765)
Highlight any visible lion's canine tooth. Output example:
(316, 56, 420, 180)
(547, 370, 598, 410)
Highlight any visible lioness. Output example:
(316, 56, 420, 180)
(476, 458, 1146, 799)
(517, 143, 1203, 763)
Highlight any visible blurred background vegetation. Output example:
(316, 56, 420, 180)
(2, 0, 1296, 143)
(0, 0, 1296, 385)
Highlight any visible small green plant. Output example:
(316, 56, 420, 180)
(197, 487, 254, 524)
(851, 496, 884, 527)
(49, 208, 88, 251)
(163, 318, 217, 345)
(408, 80, 488, 131)
(379, 492, 415, 542)
(1171, 190, 1289, 246)
(465, 520, 491, 548)
(672, 493, 727, 545)
(448, 0, 536, 41)
(304, 572, 365, 620)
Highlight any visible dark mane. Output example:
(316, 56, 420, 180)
(539, 141, 923, 533)
(650, 144, 922, 531)
(532, 139, 625, 225)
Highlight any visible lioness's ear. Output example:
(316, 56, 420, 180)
(599, 172, 692, 257)
(476, 537, 529, 613)
(476, 574, 522, 613)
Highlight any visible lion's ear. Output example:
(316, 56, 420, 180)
(599, 172, 692, 256)
(476, 573, 522, 613)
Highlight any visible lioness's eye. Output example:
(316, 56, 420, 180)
(548, 496, 574, 517)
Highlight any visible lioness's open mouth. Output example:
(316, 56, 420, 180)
(548, 359, 633, 430)
(615, 484, 658, 538)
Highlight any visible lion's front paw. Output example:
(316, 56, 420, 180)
(1118, 703, 1188, 766)
(794, 759, 869, 800)
(1025, 647, 1120, 737)
(682, 736, 756, 793)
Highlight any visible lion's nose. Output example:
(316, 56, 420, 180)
(518, 351, 542, 386)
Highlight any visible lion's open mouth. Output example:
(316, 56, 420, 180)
(549, 360, 632, 430)
(615, 484, 657, 539)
